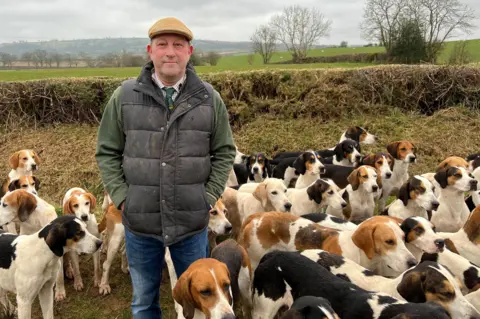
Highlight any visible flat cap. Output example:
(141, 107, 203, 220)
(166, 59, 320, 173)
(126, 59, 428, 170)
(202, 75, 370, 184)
(148, 17, 193, 41)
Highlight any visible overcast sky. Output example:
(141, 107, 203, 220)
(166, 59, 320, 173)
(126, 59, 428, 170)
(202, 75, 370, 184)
(1, 0, 479, 45)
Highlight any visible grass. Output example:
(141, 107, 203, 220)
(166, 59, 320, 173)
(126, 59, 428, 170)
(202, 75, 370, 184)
(1, 105, 480, 318)
(1, 38, 479, 82)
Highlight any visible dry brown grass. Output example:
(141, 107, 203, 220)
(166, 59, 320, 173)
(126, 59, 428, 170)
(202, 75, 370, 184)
(0, 106, 479, 318)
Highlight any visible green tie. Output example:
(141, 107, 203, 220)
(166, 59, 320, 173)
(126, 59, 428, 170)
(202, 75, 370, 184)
(163, 87, 175, 110)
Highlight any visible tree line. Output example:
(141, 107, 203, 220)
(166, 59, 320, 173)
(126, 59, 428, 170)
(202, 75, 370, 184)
(0, 48, 222, 69)
(251, 0, 476, 64)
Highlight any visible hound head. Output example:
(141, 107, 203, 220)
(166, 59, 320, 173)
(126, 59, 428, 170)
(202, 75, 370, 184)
(344, 126, 376, 145)
(397, 175, 439, 211)
(253, 178, 291, 212)
(8, 175, 40, 195)
(63, 189, 97, 222)
(347, 166, 379, 193)
(208, 198, 232, 236)
(173, 258, 235, 319)
(437, 156, 469, 172)
(397, 261, 480, 319)
(246, 152, 272, 181)
(466, 153, 480, 173)
(401, 216, 444, 254)
(9, 149, 41, 173)
(361, 152, 394, 180)
(38, 215, 102, 257)
(334, 140, 362, 165)
(434, 166, 477, 192)
(306, 179, 346, 210)
(351, 216, 417, 277)
(386, 141, 417, 164)
(293, 151, 325, 176)
(0, 189, 37, 225)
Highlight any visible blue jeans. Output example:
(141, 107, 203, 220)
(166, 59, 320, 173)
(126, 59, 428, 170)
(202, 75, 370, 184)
(124, 227, 208, 319)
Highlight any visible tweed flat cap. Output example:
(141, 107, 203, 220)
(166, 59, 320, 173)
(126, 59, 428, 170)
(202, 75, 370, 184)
(148, 17, 193, 41)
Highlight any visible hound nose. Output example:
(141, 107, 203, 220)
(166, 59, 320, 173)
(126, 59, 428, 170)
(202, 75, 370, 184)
(341, 201, 347, 208)
(407, 259, 417, 268)
(386, 172, 392, 179)
(284, 203, 292, 211)
(81, 215, 88, 221)
(225, 224, 232, 234)
(31, 164, 37, 170)
(95, 240, 103, 250)
(355, 154, 362, 161)
(434, 239, 445, 250)
(431, 201, 440, 210)
(253, 167, 259, 173)
(372, 185, 378, 192)
(409, 156, 416, 163)
(470, 179, 478, 190)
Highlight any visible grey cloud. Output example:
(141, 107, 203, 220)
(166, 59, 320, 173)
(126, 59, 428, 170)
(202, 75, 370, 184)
(0, 0, 478, 45)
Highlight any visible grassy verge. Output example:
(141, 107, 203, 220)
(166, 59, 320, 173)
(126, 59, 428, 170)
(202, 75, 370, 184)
(0, 106, 479, 318)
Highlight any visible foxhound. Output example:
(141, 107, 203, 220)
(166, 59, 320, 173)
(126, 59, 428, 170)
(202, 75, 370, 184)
(286, 179, 346, 216)
(378, 140, 417, 212)
(431, 166, 477, 232)
(238, 212, 416, 277)
(0, 215, 102, 319)
(382, 175, 439, 220)
(326, 165, 379, 223)
(55, 187, 101, 301)
(172, 258, 236, 319)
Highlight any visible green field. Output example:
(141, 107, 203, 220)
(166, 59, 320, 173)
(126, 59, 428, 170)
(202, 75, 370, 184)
(1, 39, 479, 82)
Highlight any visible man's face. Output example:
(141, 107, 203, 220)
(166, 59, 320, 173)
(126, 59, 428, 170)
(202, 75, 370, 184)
(147, 34, 193, 82)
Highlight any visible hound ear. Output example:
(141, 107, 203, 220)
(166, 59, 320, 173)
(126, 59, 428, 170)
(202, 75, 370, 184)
(86, 192, 97, 211)
(434, 169, 449, 189)
(376, 169, 383, 190)
(252, 183, 268, 207)
(173, 270, 196, 319)
(8, 179, 20, 192)
(9, 152, 19, 169)
(398, 182, 410, 206)
(347, 168, 360, 191)
(386, 142, 400, 159)
(17, 191, 37, 222)
(306, 182, 323, 204)
(264, 158, 273, 178)
(40, 224, 67, 257)
(361, 154, 375, 166)
(334, 143, 343, 162)
(386, 154, 395, 170)
(397, 270, 427, 303)
(32, 176, 40, 190)
(293, 155, 306, 175)
(351, 223, 376, 259)
(32, 150, 41, 166)
(63, 198, 74, 215)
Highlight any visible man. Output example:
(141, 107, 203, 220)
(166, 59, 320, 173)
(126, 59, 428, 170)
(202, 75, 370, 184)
(95, 17, 236, 318)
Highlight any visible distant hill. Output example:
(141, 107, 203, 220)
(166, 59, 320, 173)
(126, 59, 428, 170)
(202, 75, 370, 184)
(0, 38, 334, 57)
(0, 38, 277, 57)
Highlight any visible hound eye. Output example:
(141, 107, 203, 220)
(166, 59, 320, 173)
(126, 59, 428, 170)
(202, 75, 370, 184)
(400, 148, 406, 151)
(23, 157, 28, 160)
(328, 190, 334, 195)
(21, 185, 28, 188)
(223, 283, 230, 291)
(210, 210, 218, 215)
(455, 173, 462, 178)
(385, 239, 395, 245)
(2, 203, 7, 207)
(200, 289, 212, 296)
(415, 228, 424, 234)
(271, 191, 278, 195)
(73, 204, 79, 208)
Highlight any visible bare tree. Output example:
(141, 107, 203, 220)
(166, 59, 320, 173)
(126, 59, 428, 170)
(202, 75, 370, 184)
(205, 51, 221, 66)
(406, 0, 476, 62)
(250, 25, 277, 64)
(51, 52, 63, 68)
(21, 52, 33, 66)
(360, 0, 409, 54)
(269, 5, 332, 61)
(0, 53, 15, 67)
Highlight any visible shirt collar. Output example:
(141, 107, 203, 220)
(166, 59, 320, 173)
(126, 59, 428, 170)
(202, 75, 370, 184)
(152, 71, 187, 93)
